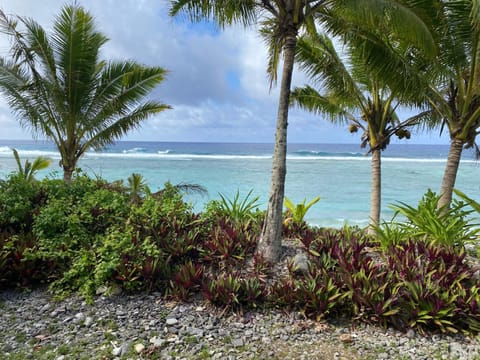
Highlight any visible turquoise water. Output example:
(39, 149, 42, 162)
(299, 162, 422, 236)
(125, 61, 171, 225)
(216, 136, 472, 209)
(0, 140, 479, 228)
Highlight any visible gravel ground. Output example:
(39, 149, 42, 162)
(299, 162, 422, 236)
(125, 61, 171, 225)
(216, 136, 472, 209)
(1, 288, 480, 360)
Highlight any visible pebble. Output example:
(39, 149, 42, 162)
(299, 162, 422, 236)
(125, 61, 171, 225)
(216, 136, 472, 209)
(134, 343, 145, 353)
(1, 288, 480, 359)
(166, 318, 179, 326)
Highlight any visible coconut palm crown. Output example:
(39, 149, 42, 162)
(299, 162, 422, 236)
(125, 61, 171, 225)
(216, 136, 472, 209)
(291, 32, 432, 231)
(0, 4, 170, 181)
(421, 0, 480, 208)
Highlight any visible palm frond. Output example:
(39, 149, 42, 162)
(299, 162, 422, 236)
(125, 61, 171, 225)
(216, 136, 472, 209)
(295, 32, 366, 105)
(0, 4, 170, 180)
(169, 0, 257, 27)
(290, 85, 354, 123)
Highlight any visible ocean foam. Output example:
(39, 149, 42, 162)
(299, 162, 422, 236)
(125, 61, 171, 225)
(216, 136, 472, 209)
(0, 146, 12, 154)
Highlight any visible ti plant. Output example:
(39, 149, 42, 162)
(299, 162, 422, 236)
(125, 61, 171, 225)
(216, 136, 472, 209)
(389, 189, 479, 249)
(12, 148, 51, 183)
(284, 196, 320, 226)
(217, 189, 261, 224)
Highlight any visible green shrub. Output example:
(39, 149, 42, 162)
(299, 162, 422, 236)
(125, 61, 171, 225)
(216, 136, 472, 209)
(374, 219, 412, 250)
(390, 189, 479, 248)
(12, 148, 51, 183)
(204, 190, 262, 224)
(284, 196, 320, 227)
(0, 175, 42, 232)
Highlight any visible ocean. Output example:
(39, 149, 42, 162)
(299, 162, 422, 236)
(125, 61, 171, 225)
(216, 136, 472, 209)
(0, 139, 479, 228)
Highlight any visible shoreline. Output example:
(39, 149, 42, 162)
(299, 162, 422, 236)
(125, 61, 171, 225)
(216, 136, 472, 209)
(1, 287, 479, 359)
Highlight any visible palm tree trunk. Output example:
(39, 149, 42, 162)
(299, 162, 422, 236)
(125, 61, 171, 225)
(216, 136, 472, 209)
(368, 148, 381, 234)
(438, 138, 464, 209)
(62, 156, 75, 182)
(63, 167, 74, 182)
(256, 32, 297, 264)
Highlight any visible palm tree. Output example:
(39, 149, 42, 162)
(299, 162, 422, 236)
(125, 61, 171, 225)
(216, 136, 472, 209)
(169, 0, 437, 262)
(170, 0, 326, 263)
(421, 1, 480, 209)
(12, 148, 51, 183)
(291, 32, 430, 231)
(0, 4, 170, 181)
(128, 173, 150, 205)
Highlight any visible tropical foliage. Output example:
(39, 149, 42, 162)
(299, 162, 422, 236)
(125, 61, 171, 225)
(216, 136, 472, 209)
(170, 0, 331, 264)
(0, 4, 170, 181)
(169, 0, 438, 263)
(205, 190, 261, 224)
(389, 190, 479, 248)
(2, 162, 480, 334)
(420, 0, 480, 208)
(284, 195, 320, 226)
(12, 149, 50, 183)
(291, 21, 433, 231)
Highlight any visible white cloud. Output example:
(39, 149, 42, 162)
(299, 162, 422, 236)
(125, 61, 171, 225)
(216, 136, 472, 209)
(0, 0, 448, 144)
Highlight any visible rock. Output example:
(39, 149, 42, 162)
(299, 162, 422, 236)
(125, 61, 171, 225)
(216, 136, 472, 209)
(1, 288, 480, 359)
(231, 338, 244, 348)
(150, 336, 165, 347)
(189, 327, 204, 338)
(166, 318, 178, 326)
(292, 252, 309, 274)
(339, 333, 354, 344)
(119, 341, 131, 356)
(134, 343, 145, 353)
(84, 317, 93, 327)
(111, 346, 122, 356)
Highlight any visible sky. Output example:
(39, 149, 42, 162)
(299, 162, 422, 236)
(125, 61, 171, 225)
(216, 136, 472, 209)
(0, 0, 448, 144)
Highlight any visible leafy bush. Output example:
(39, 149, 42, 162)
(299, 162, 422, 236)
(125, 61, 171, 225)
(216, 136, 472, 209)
(374, 219, 411, 250)
(285, 196, 320, 226)
(390, 189, 479, 248)
(0, 175, 42, 233)
(169, 261, 205, 300)
(31, 184, 129, 273)
(290, 226, 480, 333)
(202, 272, 268, 309)
(204, 189, 262, 224)
(270, 263, 345, 319)
(200, 218, 259, 270)
(12, 148, 51, 183)
(0, 232, 58, 286)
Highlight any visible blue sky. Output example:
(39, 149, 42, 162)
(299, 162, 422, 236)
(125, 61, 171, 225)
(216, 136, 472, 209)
(0, 0, 448, 144)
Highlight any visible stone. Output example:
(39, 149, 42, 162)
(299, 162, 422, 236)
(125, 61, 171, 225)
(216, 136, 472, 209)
(339, 333, 354, 344)
(231, 338, 244, 348)
(111, 346, 122, 356)
(150, 336, 165, 347)
(406, 329, 416, 338)
(84, 317, 93, 327)
(292, 252, 309, 274)
(189, 327, 204, 338)
(120, 341, 131, 356)
(166, 318, 178, 326)
(134, 343, 145, 353)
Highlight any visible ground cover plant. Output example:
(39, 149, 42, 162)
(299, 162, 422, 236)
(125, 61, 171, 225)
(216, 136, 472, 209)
(1, 168, 480, 336)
